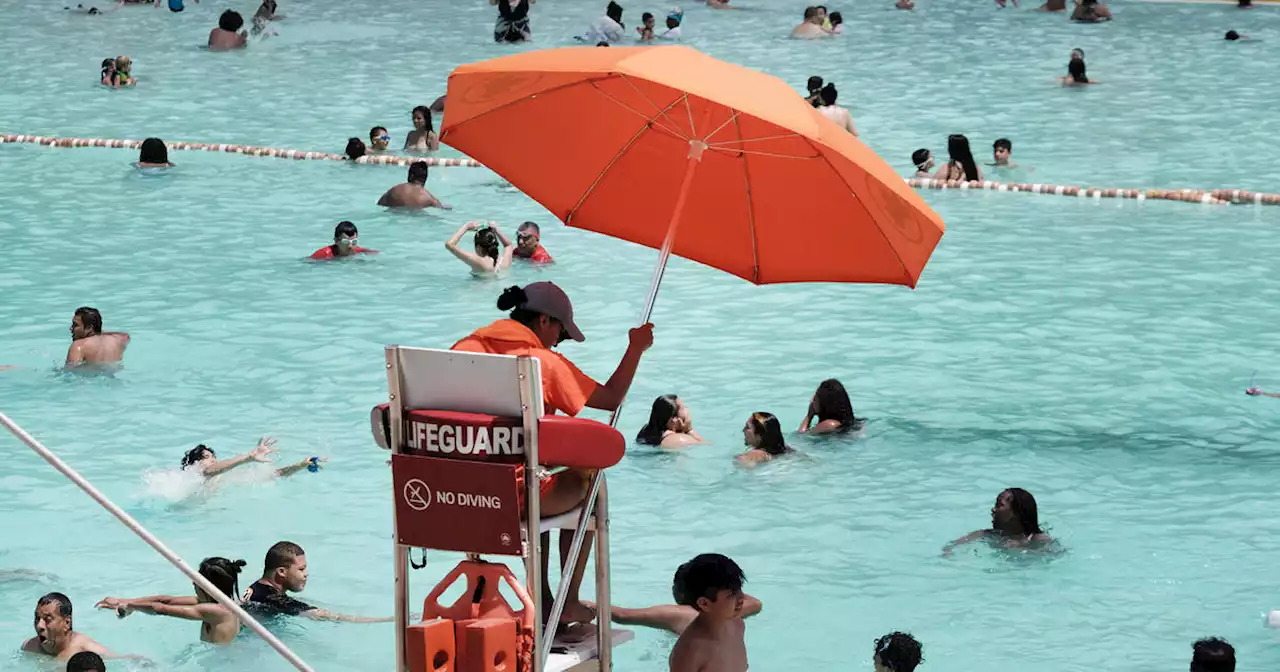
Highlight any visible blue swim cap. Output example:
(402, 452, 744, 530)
(168, 0, 184, 11)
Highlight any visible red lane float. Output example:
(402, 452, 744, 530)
(0, 133, 481, 168)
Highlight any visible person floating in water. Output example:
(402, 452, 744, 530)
(581, 1, 626, 44)
(661, 8, 683, 39)
(911, 149, 934, 177)
(737, 412, 797, 465)
(311, 221, 377, 260)
(377, 161, 451, 210)
(799, 378, 861, 435)
(934, 134, 983, 182)
(179, 438, 326, 479)
(404, 106, 440, 152)
(990, 138, 1017, 169)
(874, 632, 924, 672)
(135, 137, 173, 167)
(65, 307, 129, 367)
(22, 593, 117, 661)
(943, 487, 1053, 554)
(99, 59, 116, 86)
(445, 221, 515, 276)
(241, 542, 392, 622)
(791, 6, 829, 39)
(344, 137, 367, 161)
(513, 221, 554, 263)
(95, 558, 247, 645)
(667, 554, 749, 672)
(208, 10, 248, 50)
(492, 0, 534, 43)
(816, 84, 857, 136)
(112, 56, 134, 86)
(66, 651, 106, 672)
(637, 12, 656, 40)
(1071, 0, 1111, 22)
(636, 395, 705, 449)
(1190, 637, 1235, 672)
(368, 126, 390, 153)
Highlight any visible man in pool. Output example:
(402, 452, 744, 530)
(912, 149, 934, 177)
(241, 541, 391, 623)
(942, 487, 1052, 554)
(311, 221, 378, 259)
(65, 307, 129, 367)
(376, 161, 451, 210)
(208, 10, 249, 50)
(514, 221, 554, 263)
(990, 138, 1017, 169)
(790, 6, 829, 39)
(21, 593, 115, 661)
(368, 126, 390, 153)
(1191, 637, 1234, 672)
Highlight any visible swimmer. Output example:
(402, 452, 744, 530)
(593, 586, 759, 635)
(67, 2, 123, 14)
(155, 0, 194, 12)
(112, 56, 134, 86)
(135, 137, 173, 167)
(344, 137, 366, 161)
(1245, 385, 1280, 397)
(804, 75, 824, 106)
(514, 222, 554, 263)
(241, 541, 392, 622)
(942, 487, 1053, 554)
(1225, 30, 1248, 41)
(368, 126, 390, 153)
(179, 438, 326, 478)
(1060, 58, 1098, 86)
(816, 84, 857, 135)
(638, 12, 655, 39)
(911, 148, 934, 177)
(21, 593, 116, 661)
(897, 0, 914, 8)
(377, 161, 450, 210)
(874, 632, 924, 672)
(95, 558, 246, 645)
(934, 134, 982, 182)
(1239, 0, 1252, 8)
(66, 651, 106, 672)
(636, 395, 705, 448)
(208, 10, 248, 50)
(990, 137, 1017, 169)
(99, 59, 116, 87)
(799, 378, 862, 435)
(661, 8, 683, 39)
(791, 6, 829, 39)
(311, 221, 377, 259)
(445, 221, 515, 276)
(581, 1, 626, 44)
(403, 106, 440, 152)
(816, 4, 832, 29)
(706, 0, 738, 9)
(1037, 0, 1066, 10)
(829, 11, 844, 31)
(1071, 0, 1111, 22)
(736, 412, 796, 465)
(65, 307, 129, 366)
(253, 0, 284, 23)
(668, 554, 749, 672)
(1190, 638, 1235, 672)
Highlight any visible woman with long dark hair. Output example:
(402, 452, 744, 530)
(136, 137, 174, 168)
(404, 105, 439, 152)
(934, 134, 982, 183)
(737, 412, 796, 465)
(445, 220, 514, 276)
(799, 378, 861, 434)
(635, 395, 704, 448)
(943, 488, 1053, 554)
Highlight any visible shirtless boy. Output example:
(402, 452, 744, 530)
(668, 554, 749, 672)
(21, 593, 115, 661)
(65, 307, 129, 367)
(376, 161, 451, 210)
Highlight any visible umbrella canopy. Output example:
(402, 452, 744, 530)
(441, 45, 944, 287)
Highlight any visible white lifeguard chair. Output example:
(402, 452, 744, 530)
(372, 345, 633, 672)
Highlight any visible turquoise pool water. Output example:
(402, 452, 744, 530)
(5, 0, 1280, 670)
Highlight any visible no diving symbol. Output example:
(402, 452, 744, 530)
(500, 533, 512, 547)
(404, 479, 431, 511)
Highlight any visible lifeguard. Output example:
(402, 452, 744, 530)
(451, 281, 653, 636)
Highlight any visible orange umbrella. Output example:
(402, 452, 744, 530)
(441, 45, 944, 308)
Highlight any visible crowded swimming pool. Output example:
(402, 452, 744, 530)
(4, 0, 1280, 670)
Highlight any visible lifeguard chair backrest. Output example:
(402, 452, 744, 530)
(375, 346, 543, 451)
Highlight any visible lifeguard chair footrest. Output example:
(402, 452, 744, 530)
(546, 628, 635, 672)
(536, 506, 596, 534)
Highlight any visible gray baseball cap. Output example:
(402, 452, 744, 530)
(522, 281, 585, 342)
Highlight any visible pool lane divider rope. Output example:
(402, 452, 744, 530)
(6, 134, 1278, 206)
(0, 133, 482, 168)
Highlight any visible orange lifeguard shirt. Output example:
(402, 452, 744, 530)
(451, 319, 599, 417)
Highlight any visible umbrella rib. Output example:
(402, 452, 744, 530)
(700, 110, 741, 144)
(614, 74, 694, 141)
(809, 146, 915, 286)
(565, 108, 678, 223)
(708, 146, 820, 160)
(589, 80, 691, 141)
(706, 132, 804, 147)
(733, 113, 761, 284)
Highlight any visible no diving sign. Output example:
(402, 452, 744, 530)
(391, 453, 523, 556)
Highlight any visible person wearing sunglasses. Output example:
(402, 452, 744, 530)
(513, 221, 554, 263)
(451, 282, 654, 639)
(368, 126, 390, 153)
(310, 221, 377, 260)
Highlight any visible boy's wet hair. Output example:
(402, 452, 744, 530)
(265, 540, 306, 572)
(74, 306, 102, 334)
(874, 632, 923, 672)
(672, 553, 744, 609)
(218, 9, 244, 32)
(335, 221, 358, 239)
(408, 161, 429, 184)
(369, 126, 388, 141)
(993, 138, 1012, 152)
(912, 148, 931, 169)
(66, 650, 106, 672)
(181, 444, 215, 469)
(1191, 637, 1235, 672)
(139, 137, 169, 165)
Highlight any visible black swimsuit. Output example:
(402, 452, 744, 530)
(494, 0, 532, 43)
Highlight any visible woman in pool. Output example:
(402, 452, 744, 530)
(1060, 54, 1099, 86)
(942, 487, 1053, 554)
(635, 395, 705, 449)
(874, 632, 924, 672)
(96, 557, 246, 645)
(136, 138, 174, 167)
(404, 106, 440, 152)
(344, 138, 367, 161)
(113, 56, 135, 86)
(934, 135, 982, 183)
(799, 378, 861, 435)
(100, 59, 116, 86)
(1071, 0, 1111, 22)
(737, 412, 796, 464)
(445, 220, 515, 276)
(492, 0, 534, 43)
(828, 11, 844, 32)
(180, 437, 325, 479)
